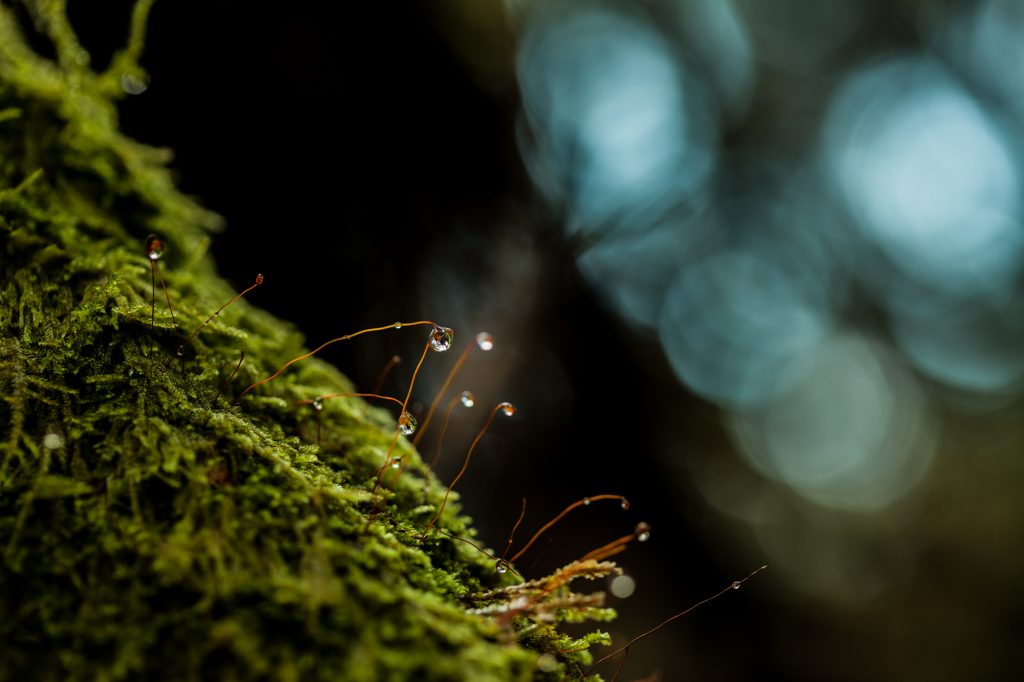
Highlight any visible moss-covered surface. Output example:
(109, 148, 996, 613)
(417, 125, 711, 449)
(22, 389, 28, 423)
(0, 3, 614, 680)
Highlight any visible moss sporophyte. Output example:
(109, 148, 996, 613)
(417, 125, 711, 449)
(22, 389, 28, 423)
(0, 3, 763, 680)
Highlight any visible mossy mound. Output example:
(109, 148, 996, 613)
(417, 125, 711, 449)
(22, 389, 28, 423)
(0, 3, 613, 680)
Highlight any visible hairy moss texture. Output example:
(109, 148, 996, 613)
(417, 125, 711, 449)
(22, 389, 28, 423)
(0, 3, 615, 680)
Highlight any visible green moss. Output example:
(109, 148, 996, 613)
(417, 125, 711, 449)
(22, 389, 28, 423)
(0, 3, 616, 681)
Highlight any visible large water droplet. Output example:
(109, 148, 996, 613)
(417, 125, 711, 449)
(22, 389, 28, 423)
(610, 574, 637, 599)
(475, 332, 494, 351)
(460, 390, 475, 408)
(391, 457, 403, 469)
(731, 581, 742, 590)
(145, 234, 165, 261)
(620, 498, 631, 511)
(634, 522, 651, 542)
(393, 321, 402, 329)
(398, 411, 418, 435)
(429, 325, 454, 352)
(499, 401, 516, 417)
(495, 559, 511, 574)
(176, 345, 185, 357)
(42, 428, 63, 450)
(582, 497, 591, 506)
(312, 397, 324, 412)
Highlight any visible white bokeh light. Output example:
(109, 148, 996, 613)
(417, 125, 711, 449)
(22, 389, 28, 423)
(728, 333, 936, 512)
(823, 56, 1024, 295)
(517, 6, 716, 239)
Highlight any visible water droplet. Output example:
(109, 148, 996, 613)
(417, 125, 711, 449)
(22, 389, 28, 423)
(429, 325, 453, 352)
(255, 273, 264, 285)
(42, 428, 63, 450)
(582, 497, 591, 506)
(176, 345, 185, 357)
(610, 574, 637, 599)
(499, 401, 516, 417)
(145, 234, 165, 261)
(459, 390, 475, 408)
(398, 411, 418, 435)
(634, 522, 651, 542)
(120, 72, 149, 95)
(536, 654, 558, 673)
(621, 498, 631, 511)
(731, 581, 742, 590)
(475, 332, 494, 351)
(311, 397, 324, 412)
(391, 457, 403, 470)
(393, 321, 402, 329)
(495, 559, 510, 574)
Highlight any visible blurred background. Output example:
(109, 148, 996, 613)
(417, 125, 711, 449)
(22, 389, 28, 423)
(73, 0, 1024, 679)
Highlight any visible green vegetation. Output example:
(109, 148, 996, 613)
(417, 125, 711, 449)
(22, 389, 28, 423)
(0, 3, 616, 680)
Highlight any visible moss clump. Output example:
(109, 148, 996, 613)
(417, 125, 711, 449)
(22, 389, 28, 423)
(0, 3, 616, 680)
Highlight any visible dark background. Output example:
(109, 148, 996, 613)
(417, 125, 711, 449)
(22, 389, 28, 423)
(67, 1, 1024, 680)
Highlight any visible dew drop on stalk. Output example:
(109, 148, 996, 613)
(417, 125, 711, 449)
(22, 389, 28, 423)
(176, 345, 185, 357)
(583, 497, 591, 506)
(393, 322, 402, 329)
(475, 332, 494, 351)
(499, 401, 516, 417)
(391, 456, 403, 469)
(429, 325, 454, 352)
(398, 411, 418, 436)
(731, 581, 742, 590)
(634, 522, 651, 542)
(312, 397, 324, 412)
(495, 559, 510, 574)
(621, 497, 631, 511)
(459, 391, 475, 408)
(145, 234, 164, 261)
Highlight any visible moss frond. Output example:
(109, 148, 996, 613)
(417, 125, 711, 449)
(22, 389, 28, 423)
(0, 4, 618, 680)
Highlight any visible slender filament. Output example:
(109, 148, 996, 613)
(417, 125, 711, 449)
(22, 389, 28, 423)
(412, 341, 475, 446)
(420, 403, 506, 539)
(370, 339, 432, 496)
(587, 565, 769, 676)
(235, 320, 435, 403)
(501, 498, 528, 560)
(179, 273, 262, 354)
(214, 351, 245, 401)
(507, 494, 628, 564)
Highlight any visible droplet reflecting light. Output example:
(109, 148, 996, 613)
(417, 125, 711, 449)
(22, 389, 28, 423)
(429, 325, 454, 352)
(634, 521, 651, 542)
(475, 332, 494, 351)
(398, 411, 417, 436)
(145, 234, 165, 261)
